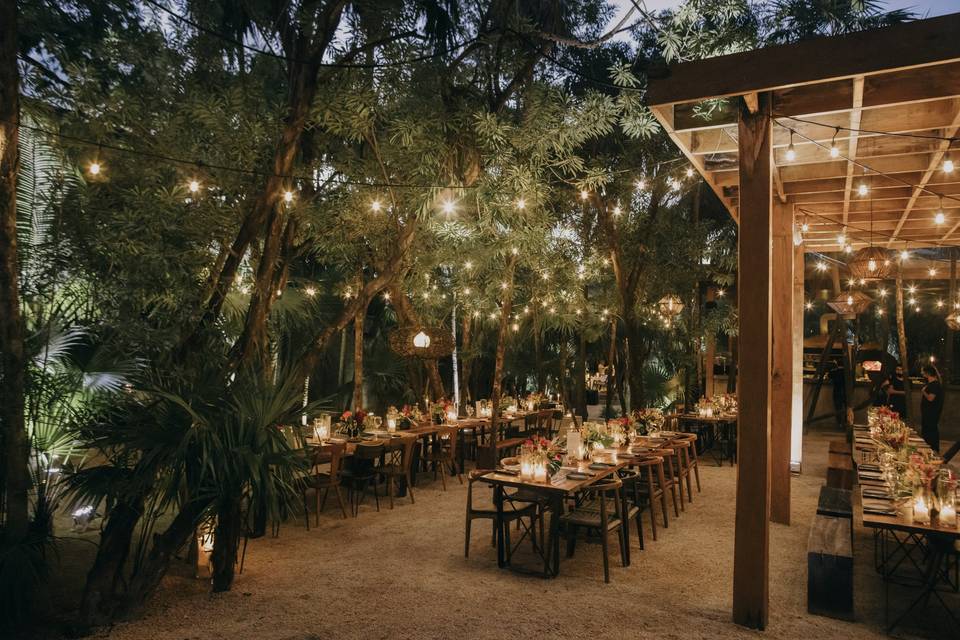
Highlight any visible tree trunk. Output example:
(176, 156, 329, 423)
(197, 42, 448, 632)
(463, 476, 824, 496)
(895, 267, 912, 415)
(605, 319, 617, 417)
(0, 0, 28, 541)
(460, 313, 472, 406)
(122, 499, 208, 613)
(78, 495, 145, 627)
(533, 312, 544, 392)
(338, 327, 347, 386)
(210, 500, 242, 593)
(575, 328, 587, 420)
(484, 255, 517, 468)
(352, 306, 365, 410)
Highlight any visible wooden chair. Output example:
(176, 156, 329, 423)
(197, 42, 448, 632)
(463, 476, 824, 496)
(673, 433, 701, 496)
(463, 470, 540, 559)
(631, 455, 668, 540)
(616, 469, 645, 564)
(301, 442, 348, 526)
(380, 437, 416, 509)
(421, 425, 463, 490)
(341, 442, 384, 516)
(560, 478, 626, 583)
(656, 444, 685, 515)
(669, 438, 696, 504)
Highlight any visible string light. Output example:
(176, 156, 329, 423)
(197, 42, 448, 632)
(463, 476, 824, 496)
(857, 183, 869, 196)
(929, 267, 938, 277)
(717, 288, 725, 297)
(579, 190, 589, 200)
(829, 128, 840, 158)
(908, 284, 917, 294)
(685, 167, 694, 178)
(935, 198, 946, 224)
(464, 260, 473, 269)
(612, 204, 622, 216)
(815, 261, 827, 271)
(837, 232, 846, 245)
(804, 301, 813, 310)
(900, 249, 909, 261)
(283, 190, 294, 203)
(878, 288, 887, 297)
(370, 199, 382, 212)
(785, 130, 796, 162)
(442, 200, 455, 215)
(516, 198, 526, 210)
(635, 178, 646, 191)
(801, 222, 810, 233)
(844, 245, 853, 254)
(945, 154, 955, 173)
(188, 179, 200, 193)
(88, 161, 101, 176)
(937, 299, 945, 308)
(304, 287, 317, 297)
(382, 292, 391, 301)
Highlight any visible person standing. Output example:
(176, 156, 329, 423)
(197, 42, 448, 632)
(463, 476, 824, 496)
(882, 365, 908, 417)
(920, 364, 944, 453)
(828, 360, 846, 428)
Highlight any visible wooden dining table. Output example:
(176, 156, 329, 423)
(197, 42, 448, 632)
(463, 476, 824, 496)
(851, 425, 960, 633)
(677, 412, 737, 465)
(479, 459, 630, 578)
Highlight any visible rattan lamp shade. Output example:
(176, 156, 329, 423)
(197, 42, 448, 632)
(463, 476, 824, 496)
(847, 247, 892, 281)
(388, 326, 454, 358)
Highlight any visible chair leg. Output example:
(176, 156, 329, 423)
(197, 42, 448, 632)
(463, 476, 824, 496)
(601, 529, 610, 583)
(373, 477, 380, 512)
(334, 486, 348, 519)
(239, 534, 249, 574)
(693, 463, 702, 492)
(464, 516, 472, 558)
(315, 488, 321, 526)
(439, 463, 447, 491)
(646, 472, 659, 541)
(388, 477, 395, 510)
(406, 472, 416, 504)
(320, 486, 329, 512)
(636, 512, 644, 550)
(302, 490, 310, 531)
(566, 525, 578, 558)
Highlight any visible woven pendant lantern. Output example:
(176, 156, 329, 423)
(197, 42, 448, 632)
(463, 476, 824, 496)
(947, 312, 960, 331)
(657, 294, 685, 318)
(827, 291, 873, 316)
(388, 326, 454, 358)
(847, 246, 891, 281)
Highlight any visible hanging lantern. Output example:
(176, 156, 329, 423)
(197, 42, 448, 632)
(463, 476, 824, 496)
(657, 294, 685, 317)
(947, 313, 960, 331)
(827, 291, 873, 316)
(389, 326, 454, 358)
(847, 246, 891, 280)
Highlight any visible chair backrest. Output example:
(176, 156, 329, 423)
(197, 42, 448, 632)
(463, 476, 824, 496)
(438, 425, 458, 459)
(617, 469, 641, 503)
(354, 442, 384, 461)
(585, 478, 623, 522)
(326, 442, 346, 480)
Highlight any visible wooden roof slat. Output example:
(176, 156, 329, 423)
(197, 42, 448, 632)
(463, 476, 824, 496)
(842, 78, 865, 225)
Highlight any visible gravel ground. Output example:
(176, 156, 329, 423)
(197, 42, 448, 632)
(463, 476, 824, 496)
(33, 427, 956, 640)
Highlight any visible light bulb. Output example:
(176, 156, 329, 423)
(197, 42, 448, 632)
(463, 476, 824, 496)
(908, 285, 917, 294)
(878, 288, 887, 297)
(830, 144, 839, 158)
(283, 190, 294, 203)
(846, 295, 854, 306)
(516, 198, 526, 210)
(442, 200, 455, 214)
(937, 299, 944, 308)
(785, 143, 796, 162)
(370, 199, 382, 212)
(900, 250, 909, 261)
(804, 301, 813, 310)
(929, 267, 938, 277)
(858, 183, 868, 196)
(945, 157, 955, 173)
(717, 289, 725, 297)
(844, 245, 853, 254)
(511, 323, 519, 332)
(935, 211, 946, 225)
(88, 162, 101, 176)
(580, 190, 589, 200)
(877, 309, 884, 316)
(304, 287, 316, 297)
(868, 259, 877, 272)
(685, 167, 694, 178)
(816, 261, 827, 272)
(188, 179, 200, 193)
(612, 205, 622, 216)
(801, 222, 810, 233)
(464, 260, 473, 269)
(635, 179, 646, 191)
(837, 233, 846, 245)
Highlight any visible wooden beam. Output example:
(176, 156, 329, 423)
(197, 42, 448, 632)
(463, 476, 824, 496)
(842, 78, 865, 225)
(647, 13, 960, 107)
(651, 105, 740, 223)
(733, 91, 772, 630)
(888, 110, 960, 246)
(792, 241, 805, 473)
(744, 92, 759, 114)
(771, 201, 793, 525)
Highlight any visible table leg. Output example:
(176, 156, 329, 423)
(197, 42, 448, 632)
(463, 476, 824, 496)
(549, 494, 562, 577)
(495, 485, 506, 568)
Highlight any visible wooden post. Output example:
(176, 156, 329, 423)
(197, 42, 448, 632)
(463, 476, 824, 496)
(948, 249, 956, 382)
(895, 266, 912, 416)
(792, 242, 805, 473)
(352, 307, 364, 410)
(771, 202, 793, 525)
(733, 92, 773, 629)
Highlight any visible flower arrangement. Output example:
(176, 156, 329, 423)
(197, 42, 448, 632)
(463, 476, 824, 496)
(398, 404, 422, 429)
(499, 395, 517, 413)
(336, 409, 367, 439)
(713, 393, 738, 414)
(524, 392, 544, 411)
(430, 399, 454, 424)
(633, 408, 665, 435)
(869, 406, 910, 452)
(520, 436, 563, 479)
(582, 422, 616, 449)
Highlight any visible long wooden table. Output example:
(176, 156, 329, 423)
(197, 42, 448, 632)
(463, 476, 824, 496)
(480, 459, 629, 578)
(851, 425, 960, 633)
(677, 412, 737, 466)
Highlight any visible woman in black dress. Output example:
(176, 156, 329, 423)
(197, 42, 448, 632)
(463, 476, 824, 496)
(920, 364, 944, 453)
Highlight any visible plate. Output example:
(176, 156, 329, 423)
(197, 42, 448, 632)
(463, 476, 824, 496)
(566, 472, 590, 480)
(588, 462, 612, 470)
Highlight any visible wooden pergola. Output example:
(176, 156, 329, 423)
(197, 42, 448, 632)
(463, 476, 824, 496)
(647, 13, 960, 630)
